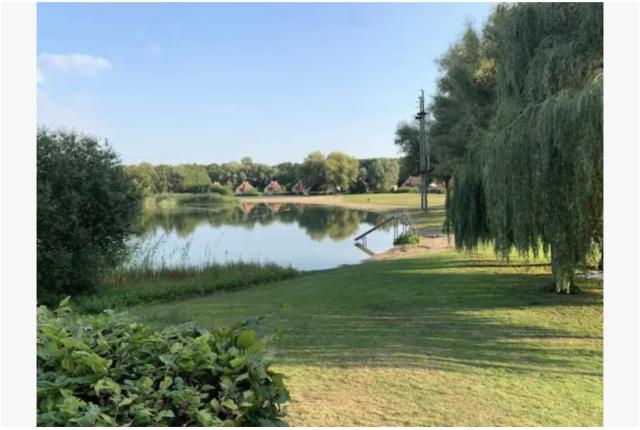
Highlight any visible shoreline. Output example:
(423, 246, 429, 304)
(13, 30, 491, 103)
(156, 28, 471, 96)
(237, 194, 454, 260)
(236, 194, 407, 212)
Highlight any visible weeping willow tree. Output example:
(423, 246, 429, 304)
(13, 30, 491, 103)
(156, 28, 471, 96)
(446, 3, 603, 293)
(429, 22, 497, 223)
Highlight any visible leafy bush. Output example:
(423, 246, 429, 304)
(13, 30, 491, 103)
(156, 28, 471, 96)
(37, 129, 142, 304)
(393, 233, 421, 245)
(37, 299, 289, 426)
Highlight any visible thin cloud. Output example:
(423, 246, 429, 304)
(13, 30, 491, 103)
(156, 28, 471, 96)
(39, 53, 112, 75)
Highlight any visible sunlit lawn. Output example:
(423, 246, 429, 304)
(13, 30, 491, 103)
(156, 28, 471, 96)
(132, 246, 603, 426)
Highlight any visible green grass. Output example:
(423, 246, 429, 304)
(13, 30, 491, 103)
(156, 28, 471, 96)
(101, 191, 601, 425)
(342, 192, 447, 232)
(130, 248, 603, 426)
(342, 192, 431, 207)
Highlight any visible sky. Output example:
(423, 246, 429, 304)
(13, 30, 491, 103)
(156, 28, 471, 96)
(37, 2, 494, 166)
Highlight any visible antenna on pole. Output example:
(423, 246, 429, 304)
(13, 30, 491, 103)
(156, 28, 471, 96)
(415, 90, 428, 213)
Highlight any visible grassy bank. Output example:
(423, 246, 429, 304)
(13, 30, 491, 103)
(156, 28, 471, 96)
(74, 262, 298, 313)
(130, 247, 602, 426)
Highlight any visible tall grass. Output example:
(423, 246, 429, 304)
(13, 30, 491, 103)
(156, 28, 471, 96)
(74, 235, 299, 313)
(76, 261, 298, 313)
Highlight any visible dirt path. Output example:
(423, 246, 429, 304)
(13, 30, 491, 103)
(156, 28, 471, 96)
(367, 235, 453, 261)
(237, 195, 404, 212)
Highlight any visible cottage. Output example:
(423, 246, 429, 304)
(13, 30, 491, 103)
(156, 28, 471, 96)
(401, 175, 422, 188)
(292, 180, 306, 195)
(263, 180, 282, 195)
(234, 180, 255, 195)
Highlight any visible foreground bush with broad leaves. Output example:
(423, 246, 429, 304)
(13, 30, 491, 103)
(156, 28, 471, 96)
(37, 299, 289, 426)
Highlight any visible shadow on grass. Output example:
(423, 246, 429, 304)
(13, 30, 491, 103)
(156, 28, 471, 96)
(138, 254, 602, 376)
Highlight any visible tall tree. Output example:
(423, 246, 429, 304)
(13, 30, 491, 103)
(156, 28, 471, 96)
(174, 164, 212, 192)
(324, 151, 359, 192)
(445, 3, 603, 293)
(299, 151, 327, 191)
(274, 162, 300, 189)
(394, 122, 421, 182)
(366, 158, 400, 192)
(429, 24, 496, 196)
(124, 163, 158, 196)
(155, 164, 180, 193)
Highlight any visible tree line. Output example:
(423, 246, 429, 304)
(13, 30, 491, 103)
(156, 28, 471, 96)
(395, 3, 603, 293)
(124, 152, 400, 195)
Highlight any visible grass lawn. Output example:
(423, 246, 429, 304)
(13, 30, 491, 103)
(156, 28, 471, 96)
(342, 192, 446, 232)
(342, 191, 444, 209)
(131, 247, 603, 426)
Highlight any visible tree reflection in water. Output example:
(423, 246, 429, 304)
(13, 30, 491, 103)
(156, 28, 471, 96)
(137, 203, 390, 241)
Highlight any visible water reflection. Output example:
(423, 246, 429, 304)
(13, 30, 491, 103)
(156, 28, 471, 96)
(131, 203, 395, 270)
(139, 203, 388, 240)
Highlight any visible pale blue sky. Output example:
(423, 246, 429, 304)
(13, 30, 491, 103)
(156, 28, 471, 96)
(37, 2, 494, 165)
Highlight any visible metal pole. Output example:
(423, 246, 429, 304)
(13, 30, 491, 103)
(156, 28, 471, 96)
(416, 90, 427, 213)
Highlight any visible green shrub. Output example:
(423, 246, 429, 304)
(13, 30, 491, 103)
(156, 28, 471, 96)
(37, 129, 142, 304)
(393, 233, 421, 245)
(37, 299, 289, 426)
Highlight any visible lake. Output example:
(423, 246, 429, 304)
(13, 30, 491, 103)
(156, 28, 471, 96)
(128, 202, 397, 271)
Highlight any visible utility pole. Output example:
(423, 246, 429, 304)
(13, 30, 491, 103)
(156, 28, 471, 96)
(415, 90, 428, 213)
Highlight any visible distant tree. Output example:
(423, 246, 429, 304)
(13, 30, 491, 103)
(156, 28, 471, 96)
(217, 161, 245, 187)
(352, 164, 370, 193)
(245, 162, 276, 190)
(366, 158, 400, 192)
(274, 162, 300, 189)
(155, 164, 180, 193)
(124, 163, 158, 196)
(175, 164, 212, 192)
(394, 122, 421, 181)
(299, 151, 327, 191)
(37, 128, 141, 303)
(205, 163, 224, 184)
(324, 151, 359, 192)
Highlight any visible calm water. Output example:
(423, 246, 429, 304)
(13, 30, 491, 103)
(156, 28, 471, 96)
(128, 202, 396, 271)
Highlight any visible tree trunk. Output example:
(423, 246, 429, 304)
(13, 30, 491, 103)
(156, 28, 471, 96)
(443, 178, 451, 234)
(598, 243, 603, 271)
(551, 251, 574, 294)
